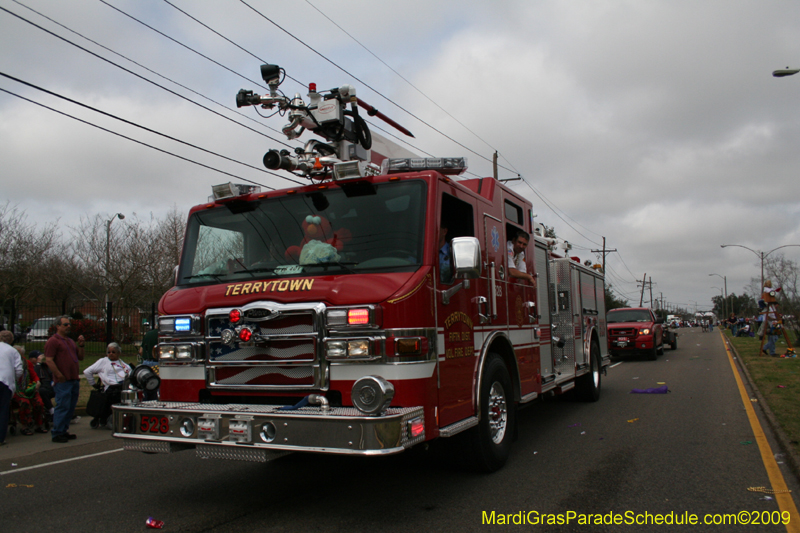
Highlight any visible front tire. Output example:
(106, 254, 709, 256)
(648, 343, 658, 361)
(466, 354, 515, 473)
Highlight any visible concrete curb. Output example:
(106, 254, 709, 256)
(725, 336, 800, 483)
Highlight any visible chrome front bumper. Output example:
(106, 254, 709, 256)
(112, 401, 425, 462)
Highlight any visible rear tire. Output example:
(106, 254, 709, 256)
(576, 341, 602, 402)
(671, 336, 678, 350)
(466, 354, 515, 473)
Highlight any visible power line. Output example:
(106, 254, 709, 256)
(0, 71, 304, 186)
(0, 86, 271, 188)
(0, 5, 294, 148)
(98, 0, 268, 92)
(10, 0, 288, 140)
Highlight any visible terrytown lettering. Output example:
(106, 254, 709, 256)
(224, 278, 314, 296)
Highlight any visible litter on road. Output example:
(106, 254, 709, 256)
(631, 385, 669, 394)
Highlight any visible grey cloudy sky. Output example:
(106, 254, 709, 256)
(2, 0, 800, 313)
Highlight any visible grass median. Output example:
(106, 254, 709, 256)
(726, 330, 800, 457)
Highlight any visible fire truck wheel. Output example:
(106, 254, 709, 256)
(576, 341, 601, 402)
(469, 354, 515, 473)
(670, 336, 678, 350)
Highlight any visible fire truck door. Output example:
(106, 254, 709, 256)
(551, 259, 576, 381)
(437, 193, 481, 428)
(483, 215, 508, 329)
(503, 235, 537, 397)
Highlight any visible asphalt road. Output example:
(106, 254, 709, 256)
(1, 327, 798, 532)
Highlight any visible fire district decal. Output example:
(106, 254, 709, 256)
(444, 311, 473, 359)
(224, 278, 314, 296)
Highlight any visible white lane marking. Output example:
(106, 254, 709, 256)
(0, 448, 123, 476)
(610, 361, 623, 369)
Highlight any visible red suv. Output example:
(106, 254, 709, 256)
(606, 307, 664, 360)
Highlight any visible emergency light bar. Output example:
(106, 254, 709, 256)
(381, 157, 467, 176)
(211, 182, 262, 201)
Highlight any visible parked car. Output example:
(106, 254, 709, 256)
(606, 307, 665, 360)
(27, 316, 58, 342)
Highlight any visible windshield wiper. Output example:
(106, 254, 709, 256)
(182, 273, 223, 282)
(305, 261, 359, 274)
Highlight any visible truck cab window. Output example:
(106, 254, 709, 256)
(439, 193, 474, 285)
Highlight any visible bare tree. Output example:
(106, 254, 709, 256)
(0, 202, 60, 313)
(70, 208, 188, 308)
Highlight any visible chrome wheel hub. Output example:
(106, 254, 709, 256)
(488, 381, 507, 444)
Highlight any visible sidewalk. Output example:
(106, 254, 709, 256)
(0, 416, 117, 463)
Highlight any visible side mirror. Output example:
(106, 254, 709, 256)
(451, 237, 481, 279)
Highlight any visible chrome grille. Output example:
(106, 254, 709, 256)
(206, 303, 324, 390)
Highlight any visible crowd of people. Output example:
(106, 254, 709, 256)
(0, 315, 153, 446)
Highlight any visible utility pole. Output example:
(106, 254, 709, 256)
(648, 277, 654, 310)
(591, 237, 617, 273)
(639, 273, 647, 307)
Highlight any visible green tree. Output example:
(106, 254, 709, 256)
(605, 284, 629, 311)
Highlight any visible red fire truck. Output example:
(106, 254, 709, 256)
(113, 65, 609, 471)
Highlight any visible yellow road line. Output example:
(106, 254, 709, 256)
(721, 330, 800, 532)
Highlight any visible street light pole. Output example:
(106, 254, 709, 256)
(712, 286, 723, 316)
(105, 213, 125, 344)
(709, 273, 727, 316)
(105, 213, 125, 305)
(720, 244, 800, 290)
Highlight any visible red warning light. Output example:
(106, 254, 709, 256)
(229, 309, 242, 323)
(238, 327, 252, 342)
(348, 309, 370, 325)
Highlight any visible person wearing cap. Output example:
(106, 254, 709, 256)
(0, 331, 23, 445)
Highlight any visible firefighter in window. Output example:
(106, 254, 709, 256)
(507, 230, 536, 287)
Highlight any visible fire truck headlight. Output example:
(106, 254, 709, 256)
(347, 340, 370, 358)
(175, 345, 193, 360)
(326, 340, 347, 358)
(352, 376, 394, 416)
(326, 339, 372, 359)
(159, 345, 175, 361)
(640, 328, 651, 335)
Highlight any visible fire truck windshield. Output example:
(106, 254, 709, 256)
(177, 180, 426, 286)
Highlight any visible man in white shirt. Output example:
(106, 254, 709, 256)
(507, 231, 536, 287)
(0, 332, 24, 445)
(84, 342, 131, 391)
(84, 343, 131, 430)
